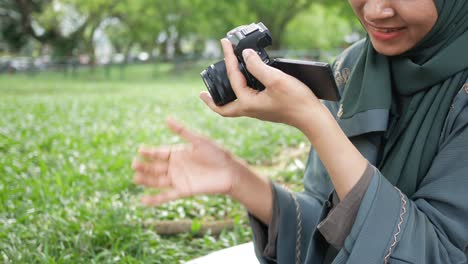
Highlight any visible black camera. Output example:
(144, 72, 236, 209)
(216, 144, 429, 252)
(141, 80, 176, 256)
(200, 22, 340, 106)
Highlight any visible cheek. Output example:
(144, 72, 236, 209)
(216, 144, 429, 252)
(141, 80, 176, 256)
(408, 13, 437, 44)
(402, 1, 438, 41)
(422, 13, 438, 36)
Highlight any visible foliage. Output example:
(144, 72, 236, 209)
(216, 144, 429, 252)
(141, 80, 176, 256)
(0, 0, 50, 52)
(284, 4, 360, 50)
(242, 0, 316, 49)
(0, 63, 308, 263)
(1, 0, 357, 58)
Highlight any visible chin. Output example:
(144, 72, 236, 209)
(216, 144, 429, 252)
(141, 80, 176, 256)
(371, 40, 409, 56)
(376, 49, 403, 56)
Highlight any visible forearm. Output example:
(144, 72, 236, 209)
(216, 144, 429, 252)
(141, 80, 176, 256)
(228, 157, 273, 225)
(297, 103, 368, 200)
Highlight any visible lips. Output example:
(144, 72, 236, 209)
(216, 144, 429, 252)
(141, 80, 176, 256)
(366, 23, 405, 33)
(375, 27, 402, 33)
(366, 23, 406, 41)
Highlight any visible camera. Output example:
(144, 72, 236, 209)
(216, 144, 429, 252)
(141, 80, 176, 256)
(200, 22, 340, 106)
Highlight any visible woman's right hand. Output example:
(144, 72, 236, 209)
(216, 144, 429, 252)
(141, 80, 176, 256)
(133, 118, 273, 224)
(132, 118, 245, 206)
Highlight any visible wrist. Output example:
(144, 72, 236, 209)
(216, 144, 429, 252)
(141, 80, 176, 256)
(291, 101, 333, 143)
(225, 155, 249, 198)
(227, 156, 262, 199)
(226, 157, 273, 224)
(293, 102, 368, 199)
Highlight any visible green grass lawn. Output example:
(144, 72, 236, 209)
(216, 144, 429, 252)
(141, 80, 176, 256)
(0, 63, 308, 263)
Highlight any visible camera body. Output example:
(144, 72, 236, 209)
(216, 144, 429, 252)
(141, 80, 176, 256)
(227, 22, 272, 91)
(200, 22, 339, 106)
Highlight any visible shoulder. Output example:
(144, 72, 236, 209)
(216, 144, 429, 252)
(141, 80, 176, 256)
(451, 81, 468, 121)
(440, 80, 468, 143)
(332, 39, 366, 90)
(450, 81, 468, 123)
(321, 40, 366, 114)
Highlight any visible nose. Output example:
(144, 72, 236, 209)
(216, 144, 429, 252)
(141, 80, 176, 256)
(363, 0, 395, 22)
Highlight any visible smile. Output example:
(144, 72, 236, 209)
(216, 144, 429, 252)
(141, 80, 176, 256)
(366, 23, 406, 41)
(375, 28, 401, 33)
(367, 23, 405, 33)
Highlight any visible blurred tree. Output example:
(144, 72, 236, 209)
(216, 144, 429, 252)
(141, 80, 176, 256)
(104, 20, 134, 62)
(242, 0, 316, 49)
(103, 0, 165, 61)
(12, 0, 88, 59)
(242, 0, 358, 49)
(0, 0, 49, 53)
(164, 0, 253, 58)
(103, 0, 251, 60)
(4, 0, 117, 62)
(63, 0, 120, 64)
(284, 4, 360, 51)
(1, 0, 359, 59)
(187, 0, 254, 56)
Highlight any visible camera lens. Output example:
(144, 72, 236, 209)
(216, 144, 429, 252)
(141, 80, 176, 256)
(200, 61, 237, 106)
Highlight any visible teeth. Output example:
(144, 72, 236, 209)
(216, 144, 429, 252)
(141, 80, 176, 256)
(374, 27, 400, 33)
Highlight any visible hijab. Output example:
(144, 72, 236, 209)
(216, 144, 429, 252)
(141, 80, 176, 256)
(339, 0, 468, 196)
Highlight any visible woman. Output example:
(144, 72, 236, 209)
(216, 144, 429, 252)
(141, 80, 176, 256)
(132, 0, 468, 263)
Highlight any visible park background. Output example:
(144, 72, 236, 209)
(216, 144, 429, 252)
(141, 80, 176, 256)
(0, 1, 360, 263)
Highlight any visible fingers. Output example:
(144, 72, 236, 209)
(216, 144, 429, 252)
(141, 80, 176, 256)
(132, 159, 171, 188)
(242, 49, 282, 87)
(221, 38, 247, 96)
(134, 172, 171, 188)
(139, 146, 171, 161)
(199, 92, 242, 117)
(132, 159, 168, 178)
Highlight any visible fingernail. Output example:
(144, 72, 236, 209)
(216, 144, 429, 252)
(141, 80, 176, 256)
(383, 8, 394, 15)
(242, 49, 255, 60)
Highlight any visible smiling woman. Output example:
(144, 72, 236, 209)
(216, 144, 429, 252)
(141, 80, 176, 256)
(133, 0, 468, 263)
(350, 0, 438, 55)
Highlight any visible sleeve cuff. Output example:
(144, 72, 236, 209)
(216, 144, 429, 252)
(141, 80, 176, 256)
(248, 181, 279, 260)
(317, 163, 374, 249)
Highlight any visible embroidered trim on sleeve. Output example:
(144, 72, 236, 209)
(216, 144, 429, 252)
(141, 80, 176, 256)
(283, 185, 303, 264)
(383, 187, 407, 264)
(291, 192, 303, 264)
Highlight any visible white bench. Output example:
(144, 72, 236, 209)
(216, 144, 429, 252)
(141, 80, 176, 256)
(186, 242, 259, 264)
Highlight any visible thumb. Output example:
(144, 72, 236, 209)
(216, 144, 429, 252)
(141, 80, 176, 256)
(242, 49, 282, 87)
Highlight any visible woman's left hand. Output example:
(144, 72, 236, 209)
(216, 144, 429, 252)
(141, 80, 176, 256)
(200, 39, 325, 129)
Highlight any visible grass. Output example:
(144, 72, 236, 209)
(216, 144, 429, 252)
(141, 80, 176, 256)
(0, 62, 308, 263)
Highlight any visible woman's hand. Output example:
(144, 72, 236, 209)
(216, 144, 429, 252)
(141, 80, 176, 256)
(200, 38, 324, 130)
(200, 40, 368, 201)
(132, 118, 241, 206)
(132, 118, 273, 224)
